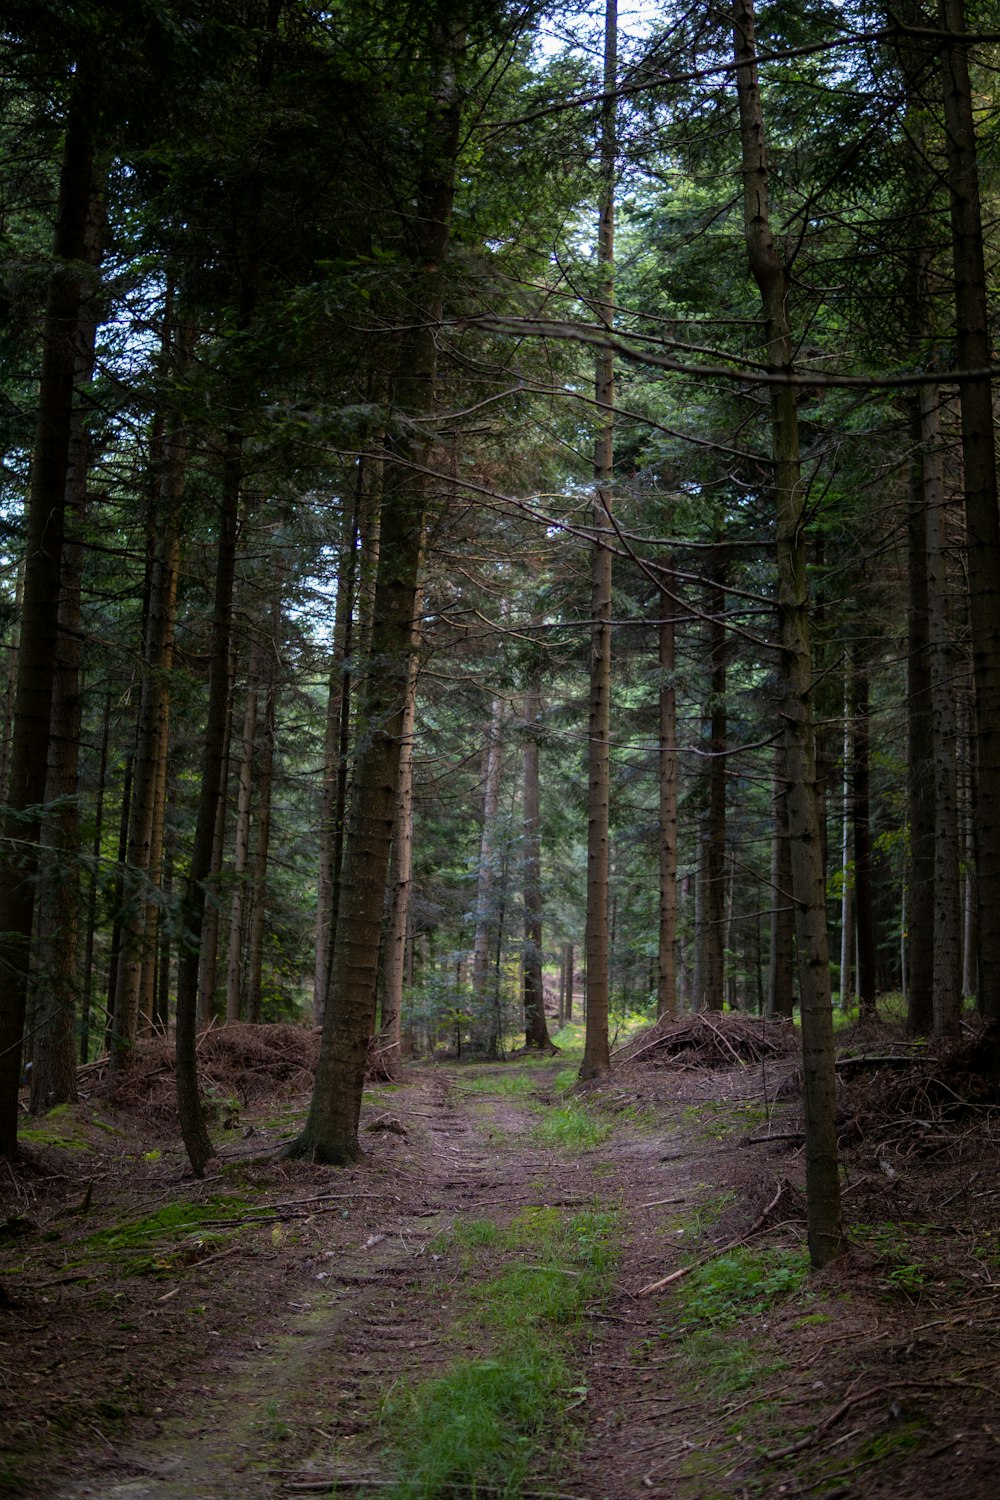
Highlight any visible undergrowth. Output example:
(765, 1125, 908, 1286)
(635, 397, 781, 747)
(380, 1204, 617, 1498)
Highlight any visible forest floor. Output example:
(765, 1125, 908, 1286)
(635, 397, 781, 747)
(2, 1014, 1000, 1500)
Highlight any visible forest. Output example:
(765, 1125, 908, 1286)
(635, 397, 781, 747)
(3, 0, 1000, 1494)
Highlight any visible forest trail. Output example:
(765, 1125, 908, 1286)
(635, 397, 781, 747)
(6, 1032, 1000, 1499)
(45, 1058, 710, 1500)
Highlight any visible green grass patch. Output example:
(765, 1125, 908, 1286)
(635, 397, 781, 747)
(457, 1071, 540, 1099)
(530, 1102, 610, 1150)
(385, 1205, 617, 1497)
(677, 1247, 809, 1330)
(83, 1196, 248, 1274)
(382, 1339, 573, 1499)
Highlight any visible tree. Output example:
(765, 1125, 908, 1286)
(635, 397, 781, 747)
(733, 0, 845, 1266)
(581, 0, 617, 1081)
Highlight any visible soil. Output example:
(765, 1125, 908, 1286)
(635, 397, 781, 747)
(2, 1017, 1000, 1500)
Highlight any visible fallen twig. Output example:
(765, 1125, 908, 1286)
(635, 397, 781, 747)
(637, 1181, 787, 1296)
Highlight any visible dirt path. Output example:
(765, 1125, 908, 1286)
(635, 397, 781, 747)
(6, 1040, 1000, 1499)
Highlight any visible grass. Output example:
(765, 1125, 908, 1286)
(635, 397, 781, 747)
(82, 1196, 248, 1274)
(530, 1102, 611, 1150)
(380, 1204, 617, 1498)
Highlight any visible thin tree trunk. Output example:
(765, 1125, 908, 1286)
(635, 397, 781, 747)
(840, 699, 854, 1011)
(81, 690, 111, 1061)
(196, 643, 236, 1025)
(522, 673, 551, 1049)
(225, 645, 261, 1024)
(907, 413, 935, 1031)
(174, 438, 241, 1175)
(109, 373, 184, 1073)
(247, 619, 279, 1026)
(378, 583, 422, 1074)
(922, 387, 962, 1035)
(657, 579, 678, 1019)
(0, 87, 99, 1154)
(852, 655, 877, 1018)
(734, 0, 845, 1266)
(767, 754, 795, 1019)
(314, 484, 361, 1021)
(704, 565, 726, 1011)
(472, 694, 505, 1050)
(581, 0, 616, 1081)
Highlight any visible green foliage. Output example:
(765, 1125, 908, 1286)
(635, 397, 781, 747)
(381, 1341, 571, 1500)
(851, 1223, 929, 1300)
(383, 1205, 617, 1497)
(530, 1102, 611, 1150)
(676, 1247, 809, 1330)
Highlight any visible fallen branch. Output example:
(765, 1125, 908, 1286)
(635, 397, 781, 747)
(637, 1181, 788, 1296)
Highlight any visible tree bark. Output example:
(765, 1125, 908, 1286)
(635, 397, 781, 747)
(174, 439, 241, 1175)
(522, 673, 551, 1048)
(286, 9, 465, 1163)
(0, 85, 99, 1155)
(110, 354, 185, 1073)
(225, 644, 262, 1024)
(378, 582, 422, 1074)
(734, 0, 845, 1267)
(767, 753, 795, 1019)
(581, 0, 616, 1081)
(851, 655, 878, 1018)
(921, 387, 963, 1035)
(907, 412, 935, 1031)
(938, 0, 1000, 1022)
(657, 579, 678, 1019)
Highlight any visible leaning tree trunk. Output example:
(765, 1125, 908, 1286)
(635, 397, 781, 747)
(581, 0, 616, 1081)
(734, 0, 845, 1267)
(0, 88, 99, 1156)
(286, 10, 465, 1164)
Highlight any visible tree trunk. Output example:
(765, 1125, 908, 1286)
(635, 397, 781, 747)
(907, 415, 935, 1031)
(109, 369, 185, 1073)
(839, 699, 854, 1011)
(247, 617, 279, 1025)
(286, 9, 465, 1164)
(704, 565, 727, 1011)
(378, 582, 422, 1074)
(471, 694, 506, 1050)
(767, 753, 795, 1019)
(0, 86, 99, 1155)
(939, 0, 1000, 1022)
(581, 0, 616, 1082)
(522, 673, 551, 1048)
(225, 645, 262, 1024)
(734, 0, 845, 1267)
(174, 439, 242, 1175)
(195, 643, 235, 1027)
(851, 655, 878, 1018)
(657, 579, 678, 1019)
(921, 387, 963, 1035)
(314, 479, 362, 1021)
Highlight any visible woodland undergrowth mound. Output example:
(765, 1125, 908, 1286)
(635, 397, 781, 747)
(614, 1011, 796, 1070)
(838, 1035, 1000, 1155)
(88, 1022, 317, 1123)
